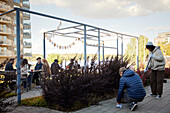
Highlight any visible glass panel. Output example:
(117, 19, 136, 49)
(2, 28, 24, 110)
(23, 20, 31, 26)
(14, 37, 16, 45)
(23, 1, 30, 6)
(13, 0, 20, 4)
(14, 27, 16, 34)
(3, 36, 7, 43)
(23, 38, 31, 47)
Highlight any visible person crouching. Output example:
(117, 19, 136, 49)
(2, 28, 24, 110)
(116, 67, 146, 111)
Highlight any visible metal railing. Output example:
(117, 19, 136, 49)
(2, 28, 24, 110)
(0, 39, 12, 45)
(23, 32, 31, 36)
(23, 41, 32, 47)
(0, 2, 11, 10)
(0, 15, 11, 22)
(23, 23, 31, 27)
(24, 52, 32, 56)
(0, 28, 11, 34)
(23, 1, 30, 6)
(0, 51, 12, 56)
(22, 12, 30, 17)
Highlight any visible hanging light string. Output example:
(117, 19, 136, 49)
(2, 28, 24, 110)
(45, 21, 104, 49)
(46, 34, 104, 50)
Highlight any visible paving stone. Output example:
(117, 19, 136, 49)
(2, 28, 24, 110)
(8, 79, 170, 113)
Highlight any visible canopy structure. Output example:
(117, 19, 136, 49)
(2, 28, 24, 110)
(0, 8, 139, 104)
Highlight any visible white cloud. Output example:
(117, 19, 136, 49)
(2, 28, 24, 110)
(112, 25, 120, 28)
(30, 0, 170, 19)
(145, 26, 170, 32)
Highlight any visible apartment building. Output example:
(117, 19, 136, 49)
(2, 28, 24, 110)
(154, 32, 170, 45)
(0, 0, 32, 63)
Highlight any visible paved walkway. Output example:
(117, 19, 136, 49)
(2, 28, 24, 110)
(9, 79, 170, 113)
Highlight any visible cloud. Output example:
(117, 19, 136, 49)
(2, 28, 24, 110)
(145, 26, 170, 32)
(112, 25, 120, 28)
(30, 0, 170, 19)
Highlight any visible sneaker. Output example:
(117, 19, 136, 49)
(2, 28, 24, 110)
(155, 95, 161, 99)
(130, 102, 137, 111)
(148, 93, 157, 97)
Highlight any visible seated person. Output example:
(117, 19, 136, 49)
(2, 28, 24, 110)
(32, 57, 43, 85)
(5, 58, 15, 71)
(20, 59, 31, 89)
(116, 67, 146, 111)
(5, 58, 16, 90)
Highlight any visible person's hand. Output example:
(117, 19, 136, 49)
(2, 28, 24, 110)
(116, 103, 122, 108)
(144, 69, 147, 73)
(150, 54, 154, 58)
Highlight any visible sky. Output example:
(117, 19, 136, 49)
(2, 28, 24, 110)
(29, 0, 170, 55)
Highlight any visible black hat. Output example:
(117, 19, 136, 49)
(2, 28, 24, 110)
(9, 58, 14, 61)
(54, 59, 58, 62)
(36, 57, 41, 60)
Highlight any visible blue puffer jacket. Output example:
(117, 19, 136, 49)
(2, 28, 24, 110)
(117, 69, 146, 103)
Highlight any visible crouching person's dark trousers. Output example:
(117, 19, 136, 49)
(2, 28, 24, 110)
(151, 70, 164, 96)
(123, 92, 144, 104)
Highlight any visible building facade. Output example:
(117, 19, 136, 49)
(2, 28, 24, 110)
(154, 32, 170, 45)
(0, 0, 32, 63)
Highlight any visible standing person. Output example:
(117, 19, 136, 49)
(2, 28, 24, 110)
(68, 59, 74, 70)
(51, 59, 61, 76)
(144, 41, 165, 99)
(33, 57, 43, 85)
(5, 58, 15, 71)
(42, 59, 51, 78)
(116, 67, 146, 111)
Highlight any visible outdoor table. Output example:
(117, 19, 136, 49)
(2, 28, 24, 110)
(28, 70, 43, 87)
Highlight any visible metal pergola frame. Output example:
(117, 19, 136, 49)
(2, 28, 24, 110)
(0, 8, 139, 104)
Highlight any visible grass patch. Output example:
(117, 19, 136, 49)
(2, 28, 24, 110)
(0, 91, 17, 98)
(20, 96, 47, 107)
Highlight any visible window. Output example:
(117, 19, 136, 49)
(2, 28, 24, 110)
(14, 16, 16, 24)
(23, 6, 30, 10)
(23, 20, 31, 26)
(3, 36, 7, 43)
(13, 0, 20, 4)
(14, 37, 16, 45)
(14, 27, 16, 34)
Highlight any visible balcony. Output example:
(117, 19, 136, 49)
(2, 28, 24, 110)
(0, 2, 11, 12)
(0, 15, 11, 24)
(22, 12, 30, 18)
(24, 52, 32, 56)
(23, 32, 31, 38)
(0, 51, 12, 57)
(23, 23, 31, 27)
(23, 1, 30, 7)
(0, 40, 12, 47)
(23, 41, 31, 48)
(0, 28, 11, 35)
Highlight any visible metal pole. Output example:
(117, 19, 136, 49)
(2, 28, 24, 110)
(103, 42, 104, 63)
(121, 36, 123, 62)
(144, 36, 145, 66)
(136, 37, 139, 69)
(98, 29, 100, 64)
(117, 35, 118, 59)
(16, 9, 21, 104)
(84, 25, 86, 70)
(43, 33, 46, 59)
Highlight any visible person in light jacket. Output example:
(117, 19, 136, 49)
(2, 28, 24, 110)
(144, 41, 165, 99)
